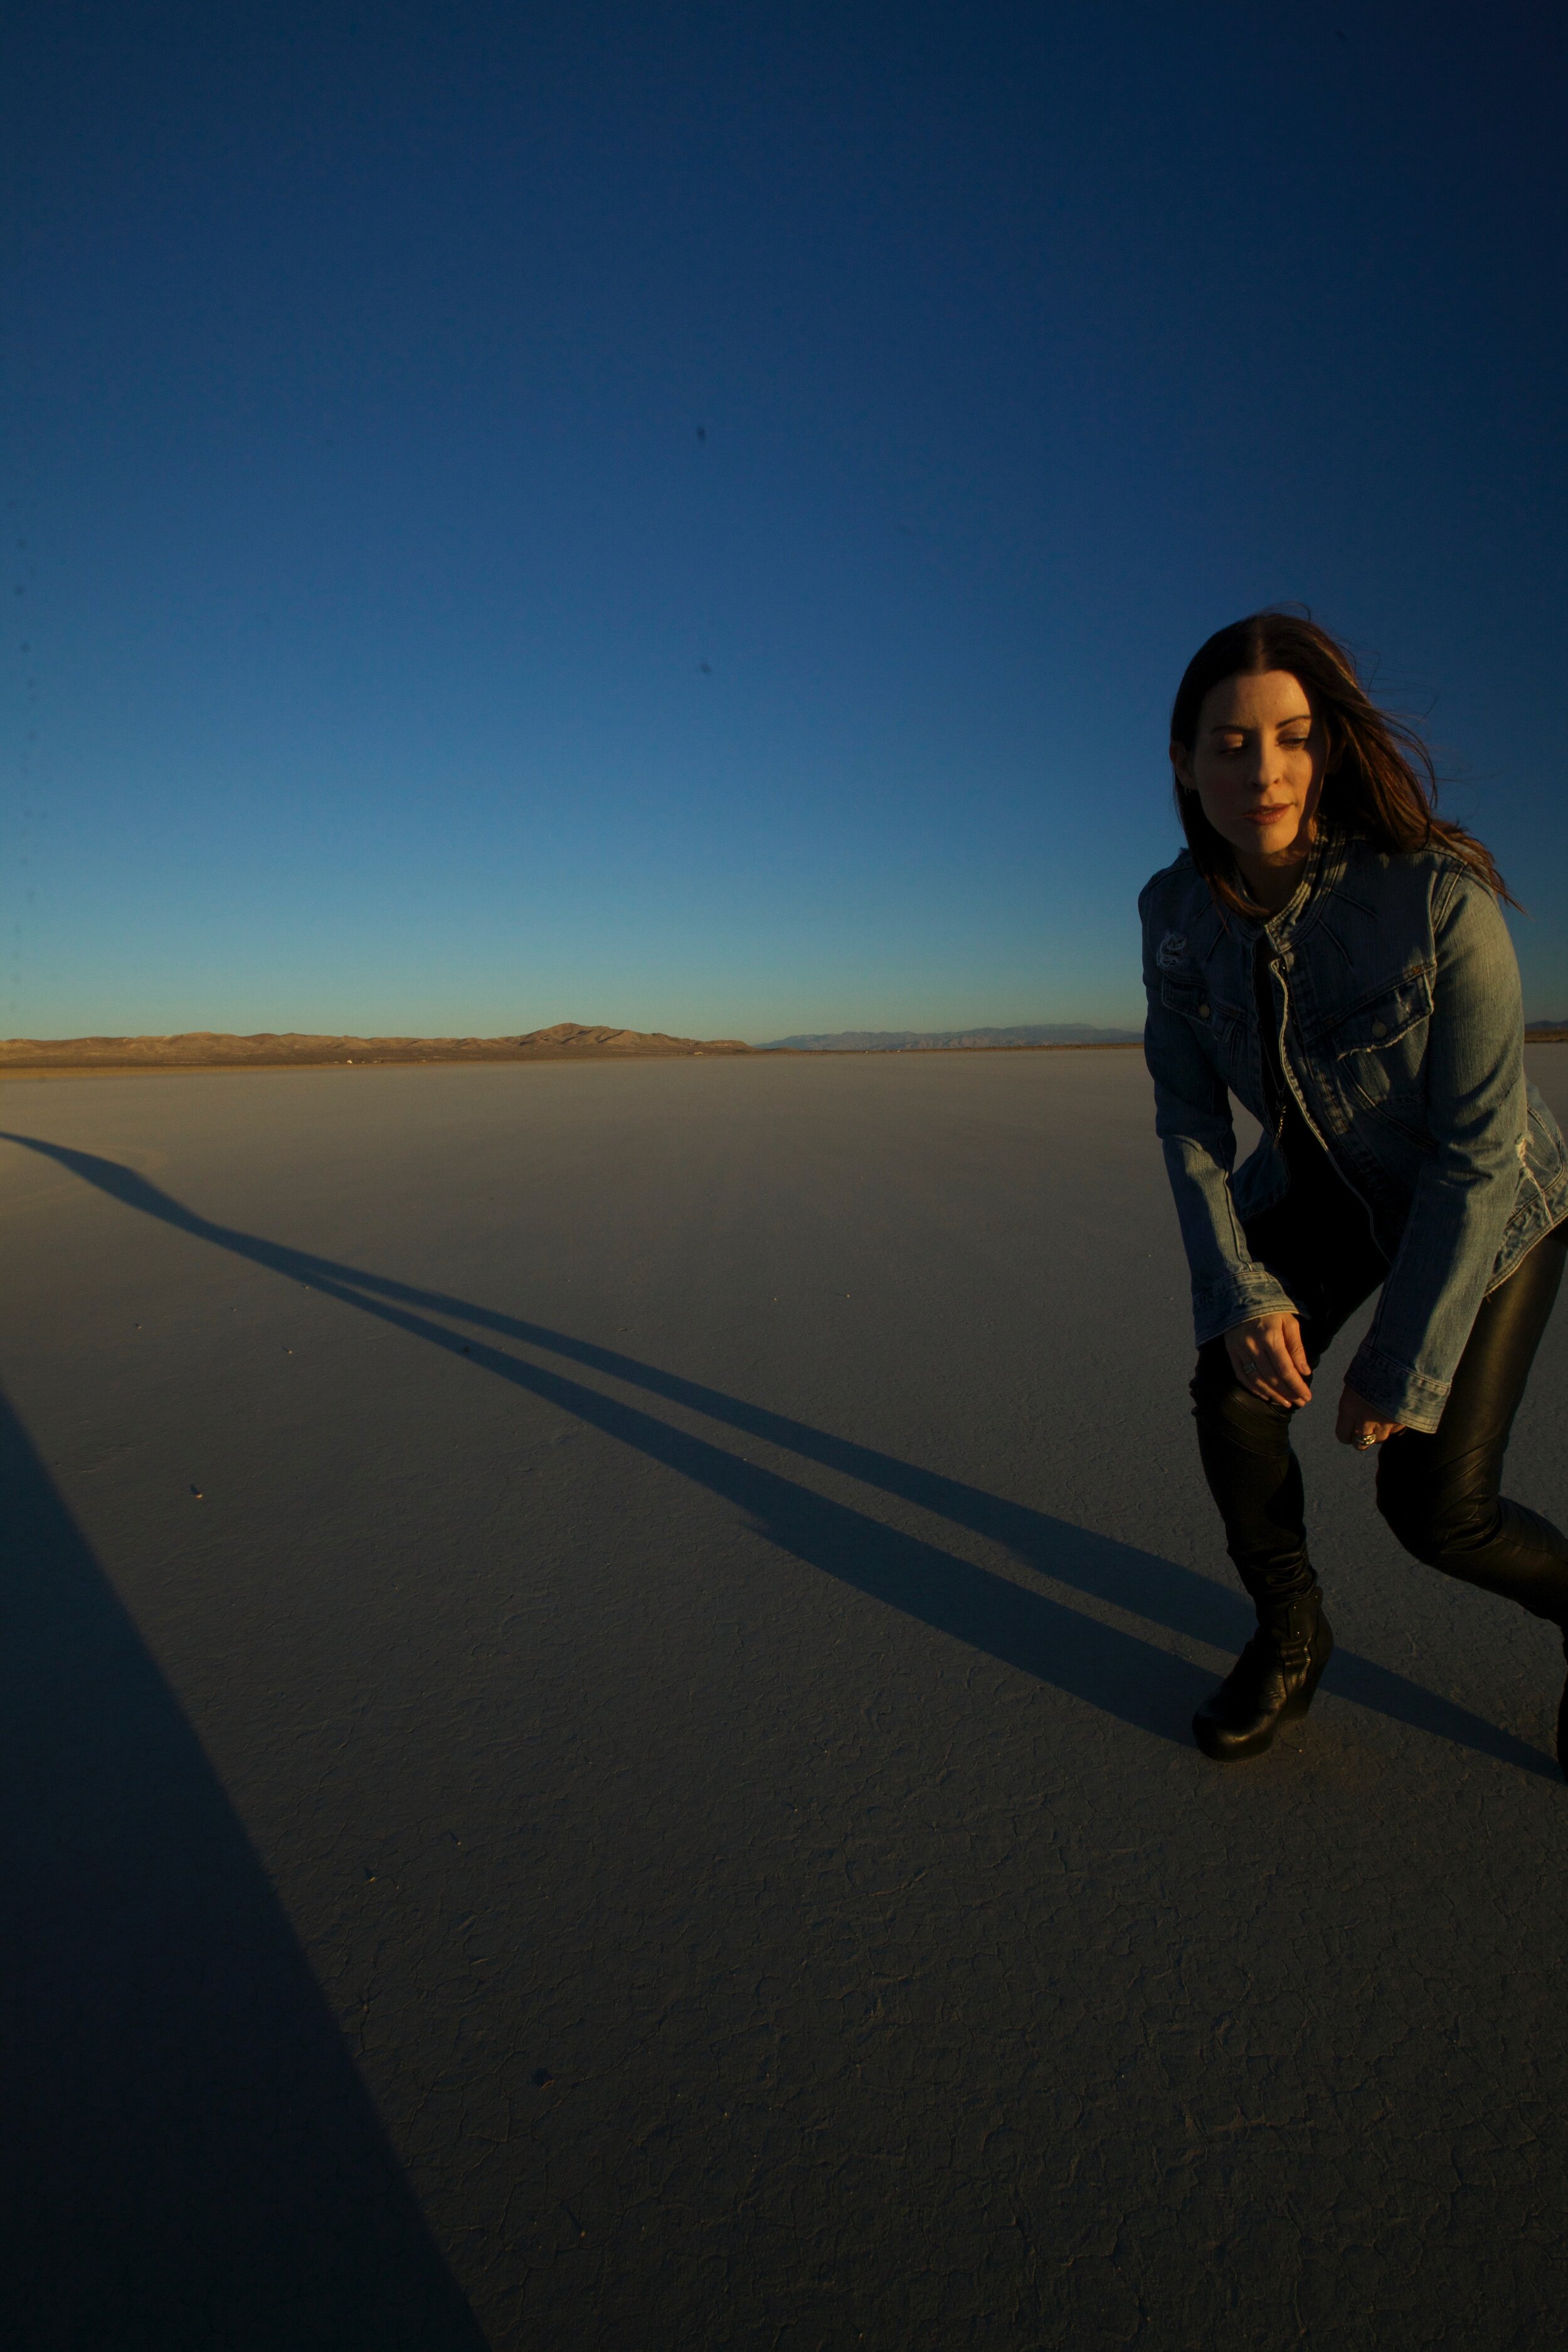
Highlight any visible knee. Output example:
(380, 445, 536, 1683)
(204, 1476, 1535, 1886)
(1189, 1343, 1293, 1445)
(1377, 1454, 1493, 1567)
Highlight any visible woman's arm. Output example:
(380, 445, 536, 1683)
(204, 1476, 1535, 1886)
(1344, 871, 1528, 1434)
(1140, 889, 1297, 1347)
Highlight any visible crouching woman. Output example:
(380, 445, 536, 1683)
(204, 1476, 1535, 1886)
(1141, 611, 1568, 1768)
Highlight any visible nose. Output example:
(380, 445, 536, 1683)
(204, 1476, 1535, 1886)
(1242, 739, 1285, 795)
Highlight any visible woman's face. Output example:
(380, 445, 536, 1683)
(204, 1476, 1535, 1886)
(1172, 669, 1332, 882)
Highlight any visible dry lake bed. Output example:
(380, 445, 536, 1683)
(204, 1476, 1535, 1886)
(4, 1046, 1568, 2350)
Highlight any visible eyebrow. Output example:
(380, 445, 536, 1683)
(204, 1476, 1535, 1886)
(1206, 713, 1313, 734)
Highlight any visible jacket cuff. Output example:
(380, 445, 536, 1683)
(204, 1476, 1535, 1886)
(1344, 1342, 1449, 1436)
(1193, 1274, 1298, 1351)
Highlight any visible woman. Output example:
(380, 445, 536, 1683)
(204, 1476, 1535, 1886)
(1141, 612, 1568, 1769)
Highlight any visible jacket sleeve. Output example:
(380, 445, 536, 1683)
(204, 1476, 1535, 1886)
(1140, 882, 1297, 1345)
(1345, 872, 1528, 1433)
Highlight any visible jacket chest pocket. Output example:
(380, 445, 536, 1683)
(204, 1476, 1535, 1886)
(1161, 973, 1244, 1054)
(1331, 969, 1433, 1110)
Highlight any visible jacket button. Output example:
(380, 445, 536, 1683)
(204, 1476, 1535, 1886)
(1197, 1002, 1210, 1019)
(1370, 1018, 1387, 1037)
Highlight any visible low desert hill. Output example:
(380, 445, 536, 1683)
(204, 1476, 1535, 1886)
(0, 1022, 753, 1073)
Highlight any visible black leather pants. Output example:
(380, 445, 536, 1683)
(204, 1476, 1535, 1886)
(1190, 1184, 1568, 1619)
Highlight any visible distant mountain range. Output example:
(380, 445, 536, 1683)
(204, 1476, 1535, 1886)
(0, 1022, 753, 1071)
(758, 1024, 1142, 1051)
(761, 1019, 1568, 1052)
(6, 1017, 1554, 1077)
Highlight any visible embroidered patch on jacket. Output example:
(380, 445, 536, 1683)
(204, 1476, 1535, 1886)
(1156, 930, 1190, 972)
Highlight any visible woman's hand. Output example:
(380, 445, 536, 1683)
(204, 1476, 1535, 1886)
(1224, 1313, 1313, 1409)
(1335, 1384, 1404, 1449)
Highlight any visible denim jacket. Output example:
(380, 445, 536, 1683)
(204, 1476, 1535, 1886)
(1140, 824, 1568, 1433)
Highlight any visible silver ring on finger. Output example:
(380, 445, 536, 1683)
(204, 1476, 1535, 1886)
(1354, 1432, 1377, 1450)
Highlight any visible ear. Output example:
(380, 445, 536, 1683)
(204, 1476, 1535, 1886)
(1170, 742, 1197, 793)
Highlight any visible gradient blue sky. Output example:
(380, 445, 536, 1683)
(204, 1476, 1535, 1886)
(6, 2, 1565, 1041)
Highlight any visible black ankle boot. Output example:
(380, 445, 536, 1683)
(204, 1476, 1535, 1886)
(1194, 1584, 1333, 1761)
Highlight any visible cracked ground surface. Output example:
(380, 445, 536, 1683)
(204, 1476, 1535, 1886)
(3, 1046, 1567, 2350)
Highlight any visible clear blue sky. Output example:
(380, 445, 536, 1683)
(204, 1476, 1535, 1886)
(6, 2, 1565, 1041)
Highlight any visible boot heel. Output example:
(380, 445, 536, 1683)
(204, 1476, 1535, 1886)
(1193, 1587, 1330, 1762)
(1279, 1617, 1333, 1723)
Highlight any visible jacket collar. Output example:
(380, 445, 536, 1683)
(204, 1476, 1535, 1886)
(1221, 821, 1347, 953)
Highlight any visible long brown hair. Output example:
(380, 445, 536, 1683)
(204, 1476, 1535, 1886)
(1168, 611, 1513, 914)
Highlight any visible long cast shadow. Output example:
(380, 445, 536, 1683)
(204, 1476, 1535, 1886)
(4, 1131, 1555, 1779)
(0, 1382, 490, 2350)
